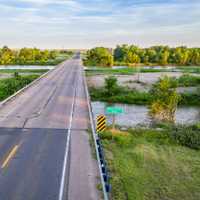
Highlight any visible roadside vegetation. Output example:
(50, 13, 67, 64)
(89, 75, 200, 106)
(0, 73, 40, 101)
(89, 76, 151, 105)
(92, 76, 200, 199)
(84, 45, 200, 67)
(100, 126, 200, 200)
(86, 45, 200, 200)
(149, 76, 180, 123)
(0, 46, 73, 66)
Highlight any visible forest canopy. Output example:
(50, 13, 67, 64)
(84, 45, 200, 67)
(0, 46, 73, 65)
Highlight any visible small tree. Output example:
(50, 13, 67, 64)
(104, 76, 119, 97)
(149, 76, 180, 123)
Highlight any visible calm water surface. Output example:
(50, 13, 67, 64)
(92, 101, 200, 127)
(0, 65, 54, 70)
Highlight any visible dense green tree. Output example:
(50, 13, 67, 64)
(0, 46, 14, 64)
(84, 47, 113, 67)
(113, 45, 200, 66)
(0, 46, 70, 65)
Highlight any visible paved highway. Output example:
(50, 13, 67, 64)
(0, 54, 100, 200)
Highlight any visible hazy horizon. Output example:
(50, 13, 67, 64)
(0, 0, 200, 49)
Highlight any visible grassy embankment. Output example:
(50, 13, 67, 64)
(101, 125, 200, 200)
(89, 74, 200, 106)
(0, 74, 40, 101)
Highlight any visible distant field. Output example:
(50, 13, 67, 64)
(101, 129, 200, 200)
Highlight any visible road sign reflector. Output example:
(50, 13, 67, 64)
(96, 115, 106, 132)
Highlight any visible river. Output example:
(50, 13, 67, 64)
(0, 65, 54, 70)
(92, 101, 200, 127)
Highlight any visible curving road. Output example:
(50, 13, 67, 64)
(0, 54, 99, 200)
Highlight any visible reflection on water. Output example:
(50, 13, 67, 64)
(92, 101, 200, 127)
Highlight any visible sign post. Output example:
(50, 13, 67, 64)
(106, 107, 123, 130)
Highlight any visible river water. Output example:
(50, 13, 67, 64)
(92, 101, 200, 127)
(0, 65, 54, 70)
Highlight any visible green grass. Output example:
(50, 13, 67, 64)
(89, 87, 151, 105)
(176, 66, 200, 74)
(0, 75, 40, 101)
(0, 69, 49, 73)
(86, 67, 137, 75)
(180, 92, 200, 105)
(177, 74, 200, 87)
(85, 66, 200, 76)
(101, 128, 200, 200)
(89, 86, 200, 106)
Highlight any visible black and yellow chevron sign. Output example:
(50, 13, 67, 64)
(96, 115, 106, 133)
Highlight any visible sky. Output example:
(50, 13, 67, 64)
(0, 0, 200, 49)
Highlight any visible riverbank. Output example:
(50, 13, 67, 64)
(87, 72, 200, 106)
(100, 127, 200, 200)
(92, 101, 200, 126)
(85, 66, 200, 76)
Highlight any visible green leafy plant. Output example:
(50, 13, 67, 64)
(149, 76, 180, 123)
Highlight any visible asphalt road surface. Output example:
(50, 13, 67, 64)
(0, 54, 100, 200)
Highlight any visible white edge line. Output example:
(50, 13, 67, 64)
(82, 61, 109, 200)
(58, 70, 77, 200)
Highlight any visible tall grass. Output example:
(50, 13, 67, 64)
(101, 127, 200, 200)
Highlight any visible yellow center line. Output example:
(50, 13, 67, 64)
(1, 144, 20, 169)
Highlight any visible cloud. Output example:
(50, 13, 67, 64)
(0, 0, 200, 48)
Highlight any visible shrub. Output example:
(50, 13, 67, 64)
(177, 74, 200, 86)
(104, 76, 120, 97)
(0, 75, 39, 101)
(149, 76, 180, 123)
(171, 125, 200, 149)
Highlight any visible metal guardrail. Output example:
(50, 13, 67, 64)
(82, 64, 110, 200)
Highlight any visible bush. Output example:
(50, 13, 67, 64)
(177, 74, 200, 86)
(0, 75, 39, 101)
(171, 125, 200, 149)
(149, 76, 180, 123)
(104, 76, 120, 97)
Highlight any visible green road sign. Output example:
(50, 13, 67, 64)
(106, 107, 123, 114)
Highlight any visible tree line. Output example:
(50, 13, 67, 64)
(84, 45, 200, 67)
(0, 46, 70, 65)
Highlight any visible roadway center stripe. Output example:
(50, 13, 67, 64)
(1, 144, 20, 169)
